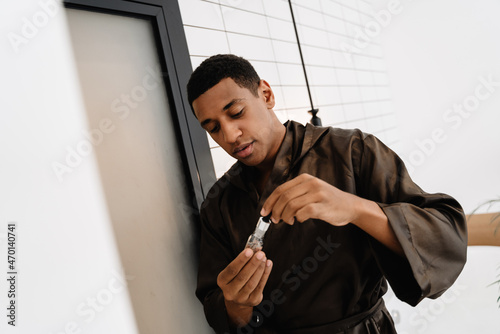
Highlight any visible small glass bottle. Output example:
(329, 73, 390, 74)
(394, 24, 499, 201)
(245, 215, 271, 251)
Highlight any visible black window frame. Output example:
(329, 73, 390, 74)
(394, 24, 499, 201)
(63, 0, 216, 213)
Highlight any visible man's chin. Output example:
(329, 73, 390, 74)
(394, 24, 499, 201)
(234, 155, 260, 167)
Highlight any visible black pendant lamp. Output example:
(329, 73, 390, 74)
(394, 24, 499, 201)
(288, 0, 322, 126)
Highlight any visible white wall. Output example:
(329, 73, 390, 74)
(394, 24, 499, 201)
(384, 246, 500, 334)
(372, 0, 500, 333)
(179, 0, 400, 178)
(179, 0, 500, 333)
(2, 0, 499, 333)
(1, 1, 138, 333)
(1, 1, 210, 333)
(374, 0, 500, 214)
(179, 0, 500, 211)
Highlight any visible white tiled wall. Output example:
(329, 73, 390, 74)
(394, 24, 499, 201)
(179, 0, 399, 178)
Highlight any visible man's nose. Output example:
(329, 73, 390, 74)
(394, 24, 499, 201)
(221, 122, 242, 144)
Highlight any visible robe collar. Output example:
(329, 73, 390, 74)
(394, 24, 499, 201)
(222, 120, 330, 206)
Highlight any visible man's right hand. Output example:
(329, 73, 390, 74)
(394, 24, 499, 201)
(217, 248, 273, 327)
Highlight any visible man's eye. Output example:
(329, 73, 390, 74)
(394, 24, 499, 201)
(232, 109, 244, 118)
(209, 124, 220, 134)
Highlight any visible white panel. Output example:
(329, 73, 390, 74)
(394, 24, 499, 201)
(263, 0, 293, 20)
(308, 66, 338, 86)
(178, 0, 399, 181)
(320, 0, 343, 18)
(314, 86, 343, 106)
(336, 68, 358, 85)
(356, 70, 375, 85)
(227, 33, 275, 61)
(272, 39, 302, 63)
(324, 14, 347, 35)
(347, 118, 367, 131)
(252, 60, 281, 86)
(294, 0, 322, 11)
(220, 0, 265, 14)
(376, 86, 392, 99)
(190, 55, 207, 70)
(294, 5, 325, 30)
(276, 63, 307, 86)
(318, 105, 345, 126)
(356, 0, 373, 15)
(342, 6, 361, 24)
(344, 103, 365, 121)
(266, 16, 297, 42)
(281, 86, 311, 110)
(360, 86, 378, 101)
(184, 25, 230, 56)
(340, 86, 361, 103)
(373, 72, 390, 85)
(223, 9, 270, 36)
(353, 55, 373, 69)
(178, 0, 225, 30)
(274, 106, 290, 123)
(297, 25, 329, 49)
(302, 45, 334, 67)
(364, 100, 383, 117)
(365, 115, 385, 133)
(271, 85, 289, 111)
(285, 108, 311, 126)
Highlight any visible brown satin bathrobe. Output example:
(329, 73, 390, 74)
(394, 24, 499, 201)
(196, 121, 467, 334)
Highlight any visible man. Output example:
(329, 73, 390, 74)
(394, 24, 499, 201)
(187, 54, 467, 333)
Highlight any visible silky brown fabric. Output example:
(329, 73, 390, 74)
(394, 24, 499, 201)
(196, 121, 467, 334)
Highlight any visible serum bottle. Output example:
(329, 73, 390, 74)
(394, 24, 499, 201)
(245, 215, 271, 251)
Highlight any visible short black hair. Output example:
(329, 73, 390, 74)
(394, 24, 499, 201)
(187, 54, 261, 115)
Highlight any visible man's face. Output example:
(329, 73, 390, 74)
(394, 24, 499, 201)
(192, 78, 281, 168)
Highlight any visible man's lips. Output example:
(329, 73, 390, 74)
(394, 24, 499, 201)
(233, 141, 255, 158)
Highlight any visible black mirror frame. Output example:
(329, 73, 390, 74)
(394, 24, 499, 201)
(63, 0, 217, 213)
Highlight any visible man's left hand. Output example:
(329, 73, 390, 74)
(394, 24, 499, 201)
(260, 173, 362, 226)
(260, 173, 404, 256)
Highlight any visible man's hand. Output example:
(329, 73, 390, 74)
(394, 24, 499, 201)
(260, 173, 361, 226)
(260, 173, 404, 255)
(217, 248, 273, 327)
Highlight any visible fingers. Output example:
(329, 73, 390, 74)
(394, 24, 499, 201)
(217, 248, 253, 286)
(261, 174, 320, 224)
(238, 257, 267, 299)
(242, 259, 273, 306)
(280, 194, 320, 224)
(218, 251, 271, 306)
(250, 259, 273, 301)
(260, 174, 310, 217)
(230, 251, 266, 290)
(294, 202, 320, 223)
(269, 185, 309, 224)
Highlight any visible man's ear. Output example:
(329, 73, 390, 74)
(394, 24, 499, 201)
(259, 79, 275, 109)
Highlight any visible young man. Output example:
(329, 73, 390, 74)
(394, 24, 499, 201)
(187, 54, 467, 333)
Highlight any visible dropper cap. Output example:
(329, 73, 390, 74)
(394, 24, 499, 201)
(254, 214, 271, 238)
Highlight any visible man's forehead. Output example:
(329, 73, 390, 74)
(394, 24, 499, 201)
(193, 79, 250, 115)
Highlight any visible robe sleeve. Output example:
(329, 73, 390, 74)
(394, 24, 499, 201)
(195, 198, 235, 334)
(354, 132, 468, 306)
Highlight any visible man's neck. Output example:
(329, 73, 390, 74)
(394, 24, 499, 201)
(255, 167, 272, 195)
(255, 123, 286, 195)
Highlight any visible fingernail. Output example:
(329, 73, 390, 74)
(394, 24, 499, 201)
(260, 208, 266, 216)
(266, 260, 272, 267)
(244, 249, 252, 258)
(256, 252, 264, 260)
